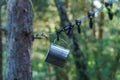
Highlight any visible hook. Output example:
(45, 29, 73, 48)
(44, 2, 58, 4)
(54, 38, 67, 45)
(88, 11, 95, 29)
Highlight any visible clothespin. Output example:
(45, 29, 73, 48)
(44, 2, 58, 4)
(105, 2, 113, 20)
(66, 23, 74, 35)
(88, 11, 95, 29)
(75, 20, 81, 34)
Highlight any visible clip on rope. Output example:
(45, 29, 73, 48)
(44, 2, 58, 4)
(88, 11, 95, 29)
(105, 1, 114, 20)
(75, 20, 81, 34)
(68, 24, 74, 35)
(33, 0, 116, 40)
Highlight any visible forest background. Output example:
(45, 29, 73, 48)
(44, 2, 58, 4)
(0, 0, 120, 80)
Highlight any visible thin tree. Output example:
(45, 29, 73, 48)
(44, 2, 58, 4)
(5, 0, 33, 80)
(0, 1, 2, 79)
(54, 0, 89, 80)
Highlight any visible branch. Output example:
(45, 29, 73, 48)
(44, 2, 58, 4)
(32, 33, 49, 41)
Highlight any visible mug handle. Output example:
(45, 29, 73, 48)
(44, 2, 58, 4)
(54, 38, 68, 45)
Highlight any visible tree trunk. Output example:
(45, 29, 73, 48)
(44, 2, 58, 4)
(109, 53, 120, 79)
(6, 0, 33, 80)
(96, 2, 104, 80)
(47, 64, 52, 80)
(54, 0, 89, 80)
(99, 11, 104, 40)
(0, 3, 2, 80)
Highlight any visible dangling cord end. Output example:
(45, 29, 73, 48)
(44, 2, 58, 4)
(75, 20, 81, 34)
(88, 11, 95, 29)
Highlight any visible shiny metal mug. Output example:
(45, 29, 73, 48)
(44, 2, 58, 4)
(45, 43, 70, 67)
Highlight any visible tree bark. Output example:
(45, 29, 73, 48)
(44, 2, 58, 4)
(96, 2, 104, 80)
(108, 54, 120, 80)
(54, 0, 89, 80)
(99, 12, 104, 40)
(6, 0, 33, 80)
(0, 3, 2, 80)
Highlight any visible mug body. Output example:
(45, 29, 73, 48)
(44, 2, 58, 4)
(45, 43, 70, 67)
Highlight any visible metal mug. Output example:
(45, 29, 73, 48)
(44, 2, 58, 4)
(45, 43, 70, 67)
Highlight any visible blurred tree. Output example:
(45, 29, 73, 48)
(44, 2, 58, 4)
(32, 0, 48, 12)
(5, 0, 33, 80)
(0, 1, 2, 80)
(32, 0, 49, 19)
(55, 0, 89, 80)
(94, 9, 104, 80)
(108, 29, 120, 79)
